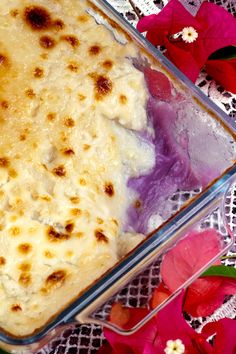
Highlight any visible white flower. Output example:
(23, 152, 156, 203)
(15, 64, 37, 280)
(164, 339, 185, 354)
(182, 26, 198, 43)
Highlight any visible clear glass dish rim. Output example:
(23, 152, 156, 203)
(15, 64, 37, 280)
(0, 0, 236, 347)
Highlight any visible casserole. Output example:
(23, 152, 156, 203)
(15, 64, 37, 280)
(0, 0, 235, 352)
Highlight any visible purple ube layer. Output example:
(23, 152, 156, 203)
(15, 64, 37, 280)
(126, 67, 234, 234)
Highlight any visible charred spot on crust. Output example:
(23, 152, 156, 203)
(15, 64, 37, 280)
(46, 270, 66, 287)
(0, 257, 6, 265)
(119, 94, 127, 105)
(0, 157, 9, 167)
(112, 219, 118, 226)
(39, 195, 51, 202)
(89, 45, 101, 55)
(1, 100, 9, 109)
(9, 226, 21, 236)
(40, 35, 56, 49)
(24, 6, 51, 31)
(95, 229, 108, 243)
(19, 134, 26, 141)
(70, 196, 80, 204)
(47, 112, 56, 121)
(53, 165, 66, 177)
(65, 222, 74, 233)
(96, 217, 103, 225)
(79, 178, 86, 186)
(83, 144, 90, 151)
(47, 226, 70, 242)
(63, 148, 75, 156)
(67, 63, 79, 72)
(94, 75, 112, 100)
(66, 250, 74, 258)
(0, 54, 8, 67)
(64, 117, 75, 127)
(77, 15, 89, 22)
(53, 19, 65, 31)
(25, 89, 36, 99)
(18, 243, 32, 254)
(34, 67, 44, 78)
(19, 273, 31, 287)
(70, 208, 81, 216)
(102, 60, 113, 70)
(9, 169, 18, 178)
(44, 250, 54, 258)
(18, 262, 31, 272)
(11, 304, 22, 312)
(78, 93, 86, 101)
(10, 9, 19, 17)
(60, 35, 79, 48)
(41, 53, 48, 60)
(104, 182, 114, 197)
(76, 232, 84, 238)
(60, 132, 67, 143)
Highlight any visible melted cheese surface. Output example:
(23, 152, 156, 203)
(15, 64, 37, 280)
(0, 0, 155, 336)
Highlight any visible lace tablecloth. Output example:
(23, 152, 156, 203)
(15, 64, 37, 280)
(38, 1, 236, 353)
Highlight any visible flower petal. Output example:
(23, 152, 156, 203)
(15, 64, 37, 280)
(137, 0, 200, 46)
(161, 229, 221, 293)
(104, 307, 157, 354)
(184, 277, 223, 317)
(164, 39, 201, 81)
(150, 282, 171, 309)
(103, 292, 212, 354)
(193, 2, 236, 67)
(184, 277, 236, 317)
(153, 291, 211, 352)
(206, 59, 236, 94)
(109, 303, 131, 327)
(202, 319, 236, 354)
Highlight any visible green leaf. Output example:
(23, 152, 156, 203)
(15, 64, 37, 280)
(201, 265, 236, 279)
(0, 349, 9, 354)
(208, 46, 236, 61)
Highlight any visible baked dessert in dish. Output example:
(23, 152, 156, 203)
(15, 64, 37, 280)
(0, 0, 156, 336)
(0, 0, 235, 338)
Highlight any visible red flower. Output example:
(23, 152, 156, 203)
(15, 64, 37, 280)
(137, 0, 236, 83)
(184, 276, 236, 317)
(206, 58, 236, 94)
(99, 292, 212, 354)
(202, 318, 236, 354)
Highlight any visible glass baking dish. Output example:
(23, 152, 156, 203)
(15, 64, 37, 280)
(0, 0, 236, 352)
(86, 175, 236, 334)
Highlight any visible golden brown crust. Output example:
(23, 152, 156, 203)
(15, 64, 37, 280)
(0, 0, 152, 337)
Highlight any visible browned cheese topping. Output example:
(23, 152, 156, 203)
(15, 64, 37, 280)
(0, 0, 154, 337)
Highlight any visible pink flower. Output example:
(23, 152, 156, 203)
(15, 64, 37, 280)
(160, 229, 221, 292)
(137, 0, 236, 82)
(99, 305, 157, 354)
(184, 277, 236, 317)
(99, 292, 212, 354)
(202, 318, 236, 354)
(206, 58, 236, 94)
(160, 228, 236, 317)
